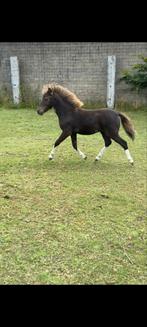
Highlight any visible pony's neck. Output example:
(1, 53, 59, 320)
(53, 94, 74, 118)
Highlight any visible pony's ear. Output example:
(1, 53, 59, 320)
(48, 87, 53, 95)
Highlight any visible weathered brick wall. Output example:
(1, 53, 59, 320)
(0, 42, 147, 105)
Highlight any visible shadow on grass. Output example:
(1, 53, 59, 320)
(30, 157, 135, 173)
(0, 150, 136, 176)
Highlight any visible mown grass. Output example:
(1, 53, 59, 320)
(0, 107, 146, 284)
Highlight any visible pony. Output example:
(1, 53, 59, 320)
(37, 83, 135, 164)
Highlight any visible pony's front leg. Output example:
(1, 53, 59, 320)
(95, 134, 112, 161)
(48, 146, 56, 160)
(71, 134, 87, 160)
(48, 130, 71, 160)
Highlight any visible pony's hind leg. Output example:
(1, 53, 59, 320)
(71, 134, 87, 159)
(111, 134, 134, 165)
(95, 134, 112, 161)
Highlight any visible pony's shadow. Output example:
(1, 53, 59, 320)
(37, 157, 135, 174)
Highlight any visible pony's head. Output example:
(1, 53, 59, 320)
(37, 83, 84, 115)
(37, 85, 54, 115)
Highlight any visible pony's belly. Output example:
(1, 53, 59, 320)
(78, 128, 98, 135)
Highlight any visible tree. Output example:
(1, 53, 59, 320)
(120, 56, 147, 92)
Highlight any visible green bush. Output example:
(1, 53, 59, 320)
(120, 56, 147, 92)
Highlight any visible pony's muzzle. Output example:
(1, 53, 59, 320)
(37, 108, 44, 115)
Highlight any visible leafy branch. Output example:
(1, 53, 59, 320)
(120, 56, 147, 92)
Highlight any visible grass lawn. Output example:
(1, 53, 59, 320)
(0, 107, 146, 284)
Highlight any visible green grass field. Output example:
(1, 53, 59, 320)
(0, 107, 146, 284)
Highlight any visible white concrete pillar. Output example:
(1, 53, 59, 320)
(107, 55, 116, 109)
(10, 56, 20, 104)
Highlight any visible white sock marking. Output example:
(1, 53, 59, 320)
(125, 149, 134, 164)
(48, 146, 55, 160)
(95, 146, 106, 160)
(77, 148, 87, 159)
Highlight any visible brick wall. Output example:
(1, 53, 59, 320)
(0, 42, 147, 105)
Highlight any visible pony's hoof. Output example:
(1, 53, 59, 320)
(130, 161, 134, 166)
(95, 157, 99, 162)
(48, 156, 54, 160)
(83, 156, 87, 160)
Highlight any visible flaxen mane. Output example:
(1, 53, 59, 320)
(42, 83, 84, 108)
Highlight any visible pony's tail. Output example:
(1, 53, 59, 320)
(118, 112, 135, 140)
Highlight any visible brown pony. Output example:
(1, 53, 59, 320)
(37, 83, 135, 164)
